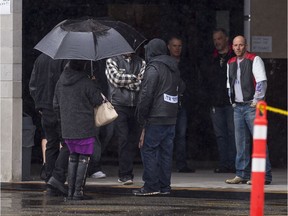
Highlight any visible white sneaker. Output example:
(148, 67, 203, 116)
(90, 171, 106, 179)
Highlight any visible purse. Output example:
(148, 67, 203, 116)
(94, 93, 118, 127)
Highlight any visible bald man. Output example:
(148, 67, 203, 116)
(225, 35, 272, 185)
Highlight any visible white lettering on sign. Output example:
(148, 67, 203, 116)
(164, 94, 178, 103)
(0, 0, 10, 14)
(252, 36, 272, 52)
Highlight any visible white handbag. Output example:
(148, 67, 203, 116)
(94, 93, 118, 127)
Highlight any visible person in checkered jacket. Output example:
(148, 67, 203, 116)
(105, 53, 146, 185)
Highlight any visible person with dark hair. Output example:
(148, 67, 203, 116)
(206, 28, 236, 173)
(105, 53, 146, 185)
(167, 35, 195, 173)
(225, 35, 272, 185)
(53, 60, 103, 200)
(133, 38, 184, 196)
(29, 53, 69, 196)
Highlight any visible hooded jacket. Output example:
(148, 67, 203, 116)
(53, 62, 103, 139)
(137, 38, 183, 126)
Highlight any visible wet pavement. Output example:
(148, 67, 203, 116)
(1, 189, 287, 216)
(1, 164, 287, 215)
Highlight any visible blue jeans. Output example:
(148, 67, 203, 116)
(141, 125, 175, 192)
(234, 104, 272, 181)
(210, 105, 236, 170)
(174, 107, 188, 170)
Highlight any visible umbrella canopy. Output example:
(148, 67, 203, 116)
(34, 18, 146, 61)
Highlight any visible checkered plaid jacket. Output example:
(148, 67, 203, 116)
(105, 55, 146, 106)
(105, 56, 146, 91)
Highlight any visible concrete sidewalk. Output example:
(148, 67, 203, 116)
(85, 165, 287, 194)
(9, 164, 287, 194)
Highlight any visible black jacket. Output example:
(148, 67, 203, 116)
(206, 48, 235, 107)
(53, 63, 103, 139)
(29, 53, 68, 110)
(137, 38, 183, 126)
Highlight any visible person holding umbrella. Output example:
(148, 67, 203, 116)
(53, 60, 103, 200)
(34, 17, 147, 189)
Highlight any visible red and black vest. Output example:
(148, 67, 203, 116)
(227, 52, 256, 103)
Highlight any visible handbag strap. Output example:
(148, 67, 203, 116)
(101, 93, 108, 102)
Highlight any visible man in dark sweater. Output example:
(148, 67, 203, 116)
(207, 28, 236, 173)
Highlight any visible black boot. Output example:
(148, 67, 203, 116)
(73, 155, 91, 200)
(67, 153, 79, 200)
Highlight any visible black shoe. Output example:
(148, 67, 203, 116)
(214, 168, 235, 173)
(73, 193, 93, 200)
(265, 181, 272, 185)
(46, 187, 64, 197)
(47, 176, 68, 196)
(159, 190, 171, 195)
(178, 167, 195, 173)
(246, 180, 272, 185)
(132, 187, 160, 196)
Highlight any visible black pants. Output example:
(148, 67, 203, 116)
(114, 105, 141, 178)
(52, 143, 69, 183)
(42, 108, 68, 183)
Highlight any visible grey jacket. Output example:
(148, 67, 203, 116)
(53, 63, 103, 139)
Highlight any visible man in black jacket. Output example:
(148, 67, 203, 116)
(167, 35, 195, 173)
(206, 28, 236, 173)
(29, 53, 69, 195)
(133, 38, 184, 196)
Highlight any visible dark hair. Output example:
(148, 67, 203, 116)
(69, 60, 89, 71)
(213, 28, 228, 37)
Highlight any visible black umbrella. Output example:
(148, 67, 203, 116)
(34, 18, 146, 61)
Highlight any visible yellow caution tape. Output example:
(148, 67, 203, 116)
(266, 106, 288, 116)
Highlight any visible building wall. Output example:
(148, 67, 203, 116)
(250, 0, 287, 166)
(1, 0, 286, 182)
(251, 0, 287, 59)
(0, 0, 23, 182)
